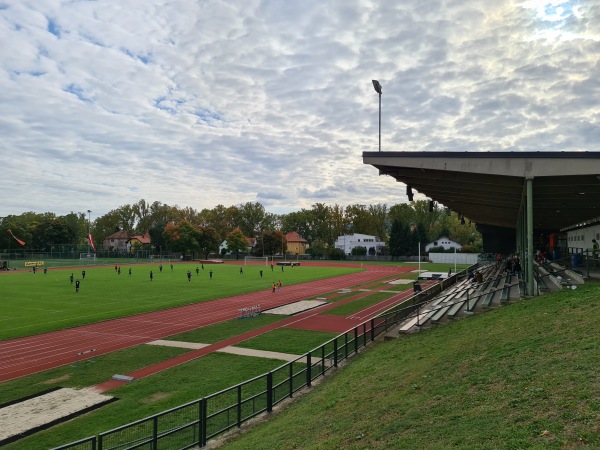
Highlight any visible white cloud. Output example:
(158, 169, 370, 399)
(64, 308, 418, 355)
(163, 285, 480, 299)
(1, 0, 599, 218)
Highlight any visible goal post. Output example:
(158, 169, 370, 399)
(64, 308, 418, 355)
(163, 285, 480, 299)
(79, 253, 97, 264)
(244, 256, 269, 266)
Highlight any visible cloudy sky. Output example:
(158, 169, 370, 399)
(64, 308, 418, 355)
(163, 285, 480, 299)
(1, 0, 598, 218)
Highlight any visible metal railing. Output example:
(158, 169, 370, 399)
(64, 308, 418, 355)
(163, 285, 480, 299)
(52, 265, 495, 450)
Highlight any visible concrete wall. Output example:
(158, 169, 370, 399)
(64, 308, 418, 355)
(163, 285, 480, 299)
(428, 252, 478, 264)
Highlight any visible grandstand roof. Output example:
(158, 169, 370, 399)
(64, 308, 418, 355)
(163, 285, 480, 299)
(362, 151, 600, 231)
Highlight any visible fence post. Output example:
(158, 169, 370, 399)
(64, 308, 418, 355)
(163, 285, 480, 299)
(237, 385, 243, 425)
(152, 416, 158, 450)
(289, 363, 294, 398)
(200, 398, 207, 448)
(266, 372, 273, 413)
(306, 353, 312, 387)
(370, 318, 375, 341)
(354, 327, 359, 354)
(363, 323, 367, 347)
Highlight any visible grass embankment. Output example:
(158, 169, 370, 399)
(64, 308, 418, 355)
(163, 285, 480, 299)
(220, 283, 600, 450)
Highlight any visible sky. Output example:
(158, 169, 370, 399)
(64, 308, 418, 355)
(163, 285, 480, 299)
(1, 0, 599, 219)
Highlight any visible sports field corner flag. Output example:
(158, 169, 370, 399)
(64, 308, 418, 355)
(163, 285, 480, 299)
(88, 234, 96, 252)
(7, 229, 26, 246)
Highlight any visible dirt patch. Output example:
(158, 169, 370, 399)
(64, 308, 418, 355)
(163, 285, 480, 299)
(42, 374, 71, 384)
(142, 392, 170, 404)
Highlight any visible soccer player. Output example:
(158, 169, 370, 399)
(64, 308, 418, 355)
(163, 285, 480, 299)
(240, 266, 243, 275)
(70, 273, 74, 284)
(187, 271, 192, 282)
(150, 270, 154, 281)
(82, 270, 86, 279)
(259, 270, 263, 278)
(196, 267, 199, 275)
(272, 282, 276, 293)
(159, 264, 163, 273)
(209, 270, 213, 279)
(129, 267, 132, 276)
(75, 279, 80, 292)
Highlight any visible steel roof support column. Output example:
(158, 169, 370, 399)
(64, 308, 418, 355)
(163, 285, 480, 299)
(526, 178, 534, 296)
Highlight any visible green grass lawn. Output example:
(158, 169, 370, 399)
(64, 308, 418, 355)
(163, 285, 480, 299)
(219, 282, 600, 450)
(0, 263, 359, 340)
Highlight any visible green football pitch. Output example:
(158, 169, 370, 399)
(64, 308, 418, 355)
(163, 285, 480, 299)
(0, 262, 360, 341)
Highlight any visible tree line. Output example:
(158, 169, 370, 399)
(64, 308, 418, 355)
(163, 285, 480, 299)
(0, 199, 482, 257)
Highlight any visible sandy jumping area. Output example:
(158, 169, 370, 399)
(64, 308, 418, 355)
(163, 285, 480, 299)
(0, 388, 113, 442)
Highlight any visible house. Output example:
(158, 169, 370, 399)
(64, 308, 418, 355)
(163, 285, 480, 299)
(102, 230, 130, 251)
(127, 232, 151, 251)
(219, 237, 256, 255)
(334, 233, 385, 255)
(425, 236, 462, 252)
(285, 231, 308, 255)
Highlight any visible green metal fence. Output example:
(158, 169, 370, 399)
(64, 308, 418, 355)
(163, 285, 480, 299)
(50, 267, 471, 450)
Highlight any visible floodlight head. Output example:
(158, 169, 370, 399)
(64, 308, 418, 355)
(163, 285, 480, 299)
(372, 80, 382, 95)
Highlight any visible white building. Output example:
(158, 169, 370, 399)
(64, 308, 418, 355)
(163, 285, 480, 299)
(425, 236, 462, 252)
(334, 233, 385, 255)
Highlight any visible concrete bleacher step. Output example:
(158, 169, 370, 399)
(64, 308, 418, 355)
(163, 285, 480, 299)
(430, 305, 451, 324)
(397, 309, 432, 333)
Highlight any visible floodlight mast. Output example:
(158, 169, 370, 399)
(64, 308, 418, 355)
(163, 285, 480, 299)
(372, 80, 382, 152)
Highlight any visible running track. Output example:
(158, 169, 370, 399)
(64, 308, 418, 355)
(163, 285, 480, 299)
(0, 264, 413, 383)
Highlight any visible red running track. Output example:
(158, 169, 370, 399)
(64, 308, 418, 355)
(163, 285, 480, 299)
(0, 264, 412, 383)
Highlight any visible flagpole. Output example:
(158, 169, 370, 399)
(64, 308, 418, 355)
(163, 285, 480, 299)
(87, 210, 92, 255)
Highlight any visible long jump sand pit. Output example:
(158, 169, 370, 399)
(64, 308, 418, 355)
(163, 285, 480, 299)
(0, 388, 114, 445)
(263, 300, 326, 315)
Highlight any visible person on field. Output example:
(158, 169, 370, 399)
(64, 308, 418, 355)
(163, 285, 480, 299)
(159, 264, 163, 273)
(277, 280, 282, 291)
(128, 267, 132, 276)
(196, 266, 199, 275)
(170, 264, 173, 271)
(272, 282, 276, 293)
(82, 270, 86, 279)
(117, 266, 121, 275)
(240, 266, 243, 275)
(259, 269, 263, 278)
(187, 270, 192, 282)
(70, 273, 74, 284)
(150, 270, 153, 281)
(75, 279, 80, 292)
(209, 270, 213, 279)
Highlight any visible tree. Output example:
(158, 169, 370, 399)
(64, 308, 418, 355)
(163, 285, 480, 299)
(163, 221, 199, 255)
(351, 246, 367, 256)
(32, 217, 76, 250)
(254, 230, 286, 256)
(238, 202, 267, 238)
(226, 228, 248, 260)
(305, 240, 327, 259)
(197, 226, 220, 259)
(389, 220, 403, 259)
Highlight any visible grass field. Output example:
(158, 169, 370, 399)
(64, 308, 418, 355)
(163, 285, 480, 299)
(0, 262, 360, 340)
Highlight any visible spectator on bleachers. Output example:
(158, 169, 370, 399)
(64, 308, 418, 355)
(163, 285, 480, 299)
(496, 253, 502, 266)
(513, 259, 522, 274)
(413, 280, 422, 293)
(505, 258, 513, 274)
(468, 269, 474, 281)
(474, 272, 483, 283)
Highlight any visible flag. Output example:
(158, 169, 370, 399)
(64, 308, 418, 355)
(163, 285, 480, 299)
(88, 234, 96, 252)
(7, 229, 26, 246)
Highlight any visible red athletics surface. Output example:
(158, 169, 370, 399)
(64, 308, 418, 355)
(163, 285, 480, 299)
(0, 263, 418, 385)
